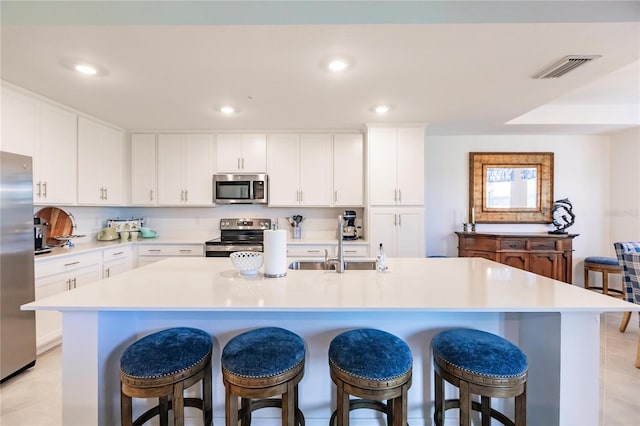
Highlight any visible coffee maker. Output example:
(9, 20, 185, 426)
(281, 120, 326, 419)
(342, 210, 358, 240)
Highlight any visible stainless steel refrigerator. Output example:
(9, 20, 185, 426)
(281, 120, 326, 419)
(0, 151, 36, 382)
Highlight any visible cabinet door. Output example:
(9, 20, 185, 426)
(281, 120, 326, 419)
(396, 208, 425, 257)
(529, 252, 560, 280)
(37, 102, 77, 204)
(241, 134, 267, 172)
(184, 134, 214, 205)
(333, 133, 363, 206)
(499, 252, 529, 271)
(70, 265, 103, 289)
(368, 208, 398, 258)
(77, 117, 102, 204)
(103, 247, 132, 278)
(34, 276, 68, 348)
(131, 134, 157, 205)
(1, 86, 38, 156)
(368, 128, 398, 205)
(299, 134, 331, 206)
(397, 127, 425, 205)
(216, 134, 242, 172)
(268, 134, 300, 206)
(100, 125, 124, 204)
(157, 134, 186, 205)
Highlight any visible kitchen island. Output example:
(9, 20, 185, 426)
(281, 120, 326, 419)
(23, 257, 638, 426)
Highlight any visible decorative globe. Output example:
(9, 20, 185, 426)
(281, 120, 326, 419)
(230, 251, 264, 275)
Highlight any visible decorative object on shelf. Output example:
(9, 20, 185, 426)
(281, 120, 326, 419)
(549, 198, 575, 234)
(230, 251, 264, 276)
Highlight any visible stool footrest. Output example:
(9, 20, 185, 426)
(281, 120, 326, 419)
(438, 399, 514, 426)
(239, 399, 305, 426)
(132, 398, 207, 426)
(330, 399, 408, 426)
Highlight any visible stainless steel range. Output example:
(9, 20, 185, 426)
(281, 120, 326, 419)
(205, 218, 272, 257)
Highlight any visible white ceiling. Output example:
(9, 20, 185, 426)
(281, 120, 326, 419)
(1, 1, 639, 135)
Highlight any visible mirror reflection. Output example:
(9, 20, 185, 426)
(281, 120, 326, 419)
(485, 167, 538, 209)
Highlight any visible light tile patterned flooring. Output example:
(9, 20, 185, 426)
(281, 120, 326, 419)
(1, 312, 639, 425)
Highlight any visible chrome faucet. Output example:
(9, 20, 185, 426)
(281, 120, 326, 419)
(325, 215, 346, 273)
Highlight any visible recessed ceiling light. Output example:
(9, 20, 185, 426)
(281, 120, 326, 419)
(328, 59, 349, 72)
(375, 105, 390, 114)
(220, 106, 235, 114)
(75, 64, 97, 75)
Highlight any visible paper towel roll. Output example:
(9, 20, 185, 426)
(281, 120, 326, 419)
(263, 229, 287, 278)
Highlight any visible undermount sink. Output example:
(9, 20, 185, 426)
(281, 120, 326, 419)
(288, 260, 377, 271)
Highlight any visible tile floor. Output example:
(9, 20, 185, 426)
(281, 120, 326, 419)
(1, 312, 639, 425)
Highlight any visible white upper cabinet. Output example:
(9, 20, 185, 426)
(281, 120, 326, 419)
(216, 133, 266, 172)
(333, 133, 363, 206)
(268, 133, 332, 206)
(157, 134, 214, 205)
(368, 126, 425, 206)
(130, 134, 157, 205)
(1, 86, 38, 156)
(77, 117, 124, 205)
(35, 102, 77, 205)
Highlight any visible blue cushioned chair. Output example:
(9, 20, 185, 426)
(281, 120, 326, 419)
(613, 242, 640, 368)
(584, 256, 623, 296)
(120, 327, 213, 426)
(432, 329, 528, 426)
(221, 327, 305, 426)
(328, 328, 412, 426)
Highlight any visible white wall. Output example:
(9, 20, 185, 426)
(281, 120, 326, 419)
(609, 127, 640, 243)
(425, 134, 612, 284)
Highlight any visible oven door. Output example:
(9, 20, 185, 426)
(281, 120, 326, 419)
(205, 244, 263, 257)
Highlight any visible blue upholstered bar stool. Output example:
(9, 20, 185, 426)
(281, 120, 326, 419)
(584, 256, 623, 297)
(432, 329, 528, 426)
(120, 327, 213, 426)
(221, 327, 305, 426)
(328, 328, 412, 426)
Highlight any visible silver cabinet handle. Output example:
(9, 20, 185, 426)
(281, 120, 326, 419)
(104, 187, 108, 200)
(334, 190, 338, 203)
(398, 214, 402, 226)
(394, 213, 397, 226)
(150, 189, 154, 201)
(112, 251, 125, 257)
(148, 249, 162, 252)
(179, 249, 192, 253)
(394, 189, 397, 202)
(345, 250, 358, 254)
(306, 250, 321, 254)
(300, 191, 303, 202)
(398, 189, 401, 203)
(100, 188, 103, 200)
(180, 190, 184, 201)
(184, 190, 188, 202)
(64, 261, 80, 267)
(66, 279, 70, 291)
(241, 158, 245, 169)
(43, 182, 47, 197)
(105, 267, 110, 278)
(73, 277, 77, 289)
(37, 182, 41, 197)
(238, 158, 241, 170)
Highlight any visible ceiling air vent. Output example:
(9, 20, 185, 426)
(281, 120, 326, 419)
(532, 55, 602, 79)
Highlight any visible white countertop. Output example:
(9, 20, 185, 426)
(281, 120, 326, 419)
(24, 257, 637, 313)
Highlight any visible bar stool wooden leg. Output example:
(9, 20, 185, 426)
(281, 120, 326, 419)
(515, 386, 526, 426)
(173, 381, 185, 426)
(620, 312, 632, 332)
(459, 379, 471, 426)
(226, 385, 238, 426)
(159, 396, 169, 426)
(121, 393, 133, 426)
(434, 369, 445, 426)
(481, 396, 491, 426)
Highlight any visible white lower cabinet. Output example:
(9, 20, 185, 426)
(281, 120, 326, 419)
(102, 246, 133, 278)
(368, 208, 425, 258)
(287, 243, 369, 258)
(34, 251, 102, 352)
(136, 244, 204, 267)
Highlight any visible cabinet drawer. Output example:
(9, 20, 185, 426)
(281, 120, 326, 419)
(138, 244, 203, 257)
(500, 240, 526, 250)
(459, 237, 497, 251)
(103, 245, 132, 260)
(529, 240, 557, 251)
(287, 245, 332, 257)
(36, 251, 102, 278)
(343, 245, 369, 257)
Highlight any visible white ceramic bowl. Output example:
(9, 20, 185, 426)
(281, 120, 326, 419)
(230, 251, 264, 275)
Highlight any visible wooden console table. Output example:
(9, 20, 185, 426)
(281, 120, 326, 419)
(456, 232, 579, 283)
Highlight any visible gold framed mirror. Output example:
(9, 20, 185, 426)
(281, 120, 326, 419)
(469, 152, 554, 223)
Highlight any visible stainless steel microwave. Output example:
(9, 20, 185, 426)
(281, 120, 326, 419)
(213, 174, 268, 204)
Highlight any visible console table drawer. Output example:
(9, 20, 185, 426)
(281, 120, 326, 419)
(500, 240, 526, 250)
(530, 240, 557, 250)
